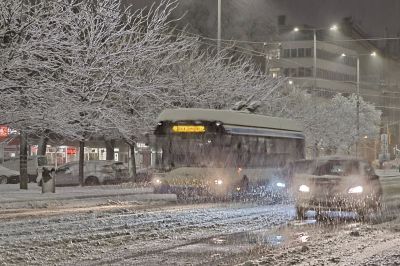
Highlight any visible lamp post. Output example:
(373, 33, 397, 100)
(341, 52, 377, 157)
(293, 25, 338, 91)
(217, 0, 221, 53)
(293, 25, 337, 158)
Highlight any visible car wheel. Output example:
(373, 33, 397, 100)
(85, 176, 100, 186)
(155, 183, 171, 194)
(296, 206, 307, 220)
(0, 176, 7, 184)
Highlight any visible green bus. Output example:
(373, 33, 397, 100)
(152, 108, 305, 198)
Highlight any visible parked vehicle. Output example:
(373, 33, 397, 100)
(293, 156, 382, 220)
(2, 155, 48, 182)
(0, 165, 20, 184)
(37, 160, 130, 186)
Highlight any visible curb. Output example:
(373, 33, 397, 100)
(0, 191, 177, 204)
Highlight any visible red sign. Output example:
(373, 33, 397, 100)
(67, 147, 77, 155)
(31, 146, 38, 154)
(0, 126, 8, 137)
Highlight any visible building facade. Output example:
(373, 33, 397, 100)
(263, 18, 400, 160)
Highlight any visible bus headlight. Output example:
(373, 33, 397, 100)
(276, 182, 286, 188)
(299, 185, 310, 193)
(214, 179, 223, 185)
(348, 186, 363, 194)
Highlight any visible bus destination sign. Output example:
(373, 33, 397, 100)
(172, 125, 206, 133)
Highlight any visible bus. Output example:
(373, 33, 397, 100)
(152, 108, 305, 198)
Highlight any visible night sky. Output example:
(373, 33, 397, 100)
(127, 0, 400, 39)
(271, 0, 400, 36)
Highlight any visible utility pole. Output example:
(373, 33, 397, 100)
(79, 140, 84, 186)
(217, 0, 221, 53)
(356, 57, 360, 158)
(263, 42, 268, 75)
(19, 131, 28, 190)
(340, 52, 377, 158)
(313, 29, 318, 158)
(313, 29, 317, 91)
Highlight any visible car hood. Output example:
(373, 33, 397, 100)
(0, 166, 20, 176)
(294, 173, 368, 193)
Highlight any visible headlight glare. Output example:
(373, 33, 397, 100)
(214, 179, 223, 185)
(276, 182, 286, 188)
(348, 186, 363, 194)
(299, 184, 310, 193)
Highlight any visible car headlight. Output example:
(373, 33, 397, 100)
(214, 179, 223, 185)
(299, 184, 310, 193)
(276, 182, 286, 188)
(348, 186, 363, 194)
(153, 179, 162, 185)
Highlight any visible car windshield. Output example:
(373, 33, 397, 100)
(313, 160, 360, 176)
(37, 156, 48, 166)
(293, 160, 316, 174)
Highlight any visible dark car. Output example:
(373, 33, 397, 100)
(0, 165, 20, 184)
(293, 156, 382, 220)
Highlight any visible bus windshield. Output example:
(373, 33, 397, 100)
(156, 133, 304, 170)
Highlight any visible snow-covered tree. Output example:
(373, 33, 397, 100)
(0, 0, 73, 187)
(264, 87, 381, 157)
(323, 94, 381, 153)
(0, 1, 67, 136)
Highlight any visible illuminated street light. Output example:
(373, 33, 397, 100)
(340, 51, 378, 157)
(330, 24, 338, 31)
(292, 24, 339, 97)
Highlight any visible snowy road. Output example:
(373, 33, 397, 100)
(1, 198, 400, 265)
(0, 201, 295, 265)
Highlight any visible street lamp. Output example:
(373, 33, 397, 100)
(217, 0, 222, 52)
(293, 25, 338, 91)
(330, 24, 338, 31)
(340, 52, 378, 157)
(292, 25, 337, 158)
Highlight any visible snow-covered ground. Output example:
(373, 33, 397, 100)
(0, 201, 294, 265)
(241, 216, 400, 266)
(1, 195, 400, 266)
(0, 183, 176, 210)
(0, 170, 399, 265)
